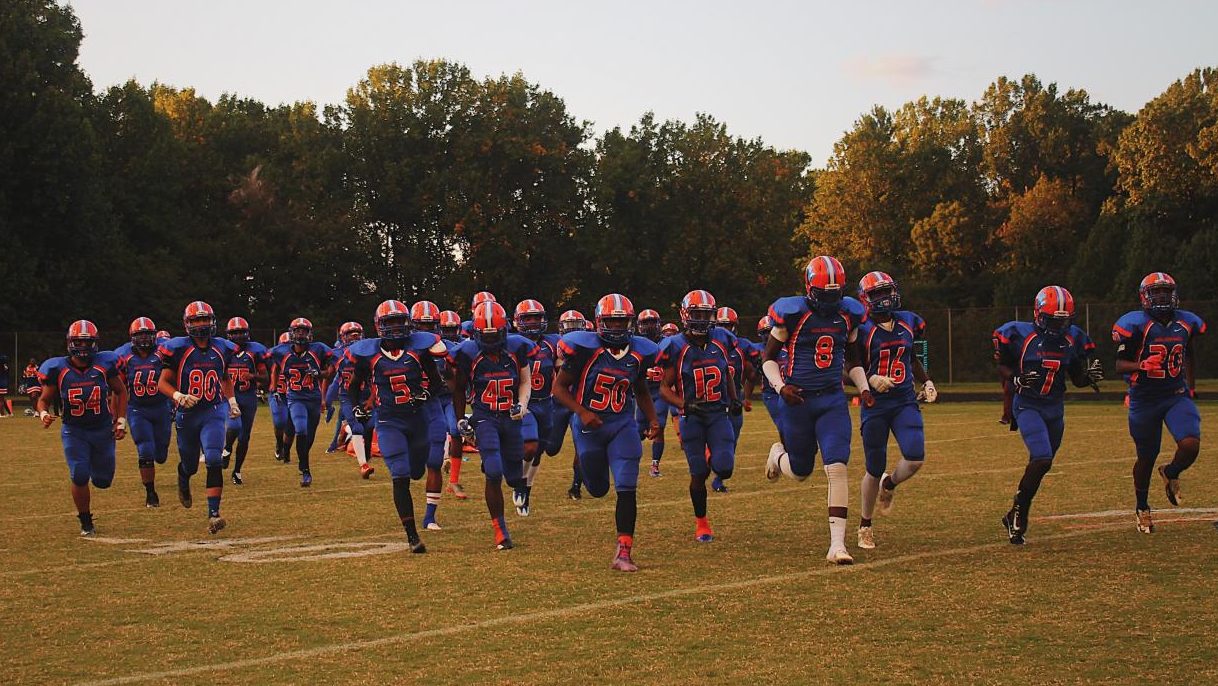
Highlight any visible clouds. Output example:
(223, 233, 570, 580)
(843, 54, 938, 87)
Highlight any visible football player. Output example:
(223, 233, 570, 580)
(324, 321, 374, 477)
(712, 305, 757, 492)
(853, 272, 938, 550)
(268, 318, 335, 487)
(661, 323, 679, 338)
(157, 302, 240, 534)
(636, 309, 669, 478)
(762, 256, 872, 564)
(658, 291, 740, 542)
(221, 317, 268, 485)
(114, 317, 172, 506)
(511, 299, 560, 517)
(347, 300, 448, 554)
(439, 310, 469, 499)
(547, 309, 590, 499)
(1113, 273, 1205, 533)
(37, 321, 128, 535)
(993, 286, 1102, 544)
(552, 294, 660, 571)
(22, 358, 44, 416)
(0, 354, 10, 417)
(451, 302, 537, 549)
(411, 301, 454, 529)
(268, 331, 292, 462)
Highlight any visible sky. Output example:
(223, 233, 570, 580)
(67, 0, 1218, 166)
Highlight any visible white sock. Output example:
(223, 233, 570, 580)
(779, 452, 806, 481)
(824, 462, 849, 548)
(525, 461, 540, 487)
(351, 435, 367, 466)
(860, 472, 881, 522)
(891, 458, 922, 486)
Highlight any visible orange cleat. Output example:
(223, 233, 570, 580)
(359, 463, 375, 479)
(446, 482, 468, 500)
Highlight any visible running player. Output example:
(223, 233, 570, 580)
(268, 331, 292, 463)
(411, 300, 453, 530)
(37, 321, 128, 535)
(158, 302, 240, 534)
(552, 294, 661, 571)
(221, 317, 268, 485)
(439, 310, 469, 500)
(761, 256, 872, 564)
(658, 291, 740, 542)
(511, 299, 560, 517)
(347, 300, 448, 554)
(114, 317, 172, 506)
(636, 308, 669, 478)
(1113, 272, 1205, 533)
(546, 309, 589, 499)
(451, 301, 537, 549)
(994, 286, 1102, 544)
(326, 321, 375, 478)
(268, 318, 335, 487)
(853, 272, 938, 549)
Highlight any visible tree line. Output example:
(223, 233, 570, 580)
(2, 0, 1215, 337)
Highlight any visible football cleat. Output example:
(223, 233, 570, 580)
(695, 520, 715, 543)
(649, 460, 661, 478)
(1002, 506, 1025, 545)
(611, 543, 638, 572)
(300, 472, 312, 488)
(446, 482, 468, 499)
(360, 463, 375, 479)
(877, 473, 895, 515)
(765, 443, 785, 481)
(857, 526, 876, 550)
(711, 476, 728, 493)
(145, 490, 160, 508)
(231, 472, 243, 486)
(221, 448, 231, 470)
(1157, 465, 1181, 506)
(567, 483, 582, 500)
(513, 487, 531, 517)
(208, 516, 226, 535)
(408, 535, 427, 554)
(1136, 508, 1155, 534)
(826, 546, 854, 565)
(496, 537, 515, 551)
(178, 483, 193, 509)
(79, 513, 95, 537)
(423, 519, 443, 531)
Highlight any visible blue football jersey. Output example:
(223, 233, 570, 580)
(268, 342, 335, 402)
(450, 334, 537, 413)
(158, 337, 238, 411)
(114, 343, 169, 409)
(857, 311, 926, 408)
(993, 321, 1094, 404)
(1112, 309, 1206, 399)
(226, 341, 268, 399)
(525, 334, 560, 400)
(39, 352, 120, 427)
(346, 334, 447, 417)
(558, 331, 659, 415)
(657, 327, 737, 409)
(767, 295, 867, 392)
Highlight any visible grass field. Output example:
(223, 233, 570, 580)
(2, 400, 1217, 685)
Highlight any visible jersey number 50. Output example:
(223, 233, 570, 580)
(589, 373, 630, 413)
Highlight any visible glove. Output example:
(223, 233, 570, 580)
(173, 391, 199, 409)
(228, 397, 241, 418)
(457, 418, 476, 439)
(1139, 353, 1164, 373)
(1012, 369, 1043, 392)
(728, 399, 743, 416)
(868, 374, 896, 393)
(114, 416, 128, 440)
(509, 403, 527, 421)
(325, 403, 335, 423)
(305, 367, 322, 380)
(920, 379, 938, 403)
(272, 391, 286, 403)
(1086, 359, 1104, 384)
(352, 405, 372, 422)
(256, 389, 268, 402)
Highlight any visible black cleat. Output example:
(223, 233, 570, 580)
(145, 490, 160, 508)
(221, 449, 231, 470)
(79, 513, 95, 537)
(231, 472, 243, 486)
(1002, 506, 1025, 545)
(178, 483, 193, 509)
(1158, 465, 1181, 507)
(408, 536, 427, 554)
(567, 483, 582, 500)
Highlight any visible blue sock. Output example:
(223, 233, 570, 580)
(207, 496, 220, 517)
(424, 503, 438, 522)
(496, 516, 510, 540)
(652, 442, 664, 461)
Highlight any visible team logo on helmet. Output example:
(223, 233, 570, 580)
(1034, 285, 1075, 339)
